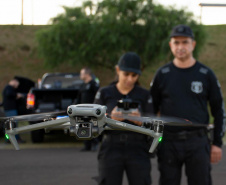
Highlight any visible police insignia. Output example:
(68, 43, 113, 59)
(191, 81, 203, 94)
(95, 91, 101, 99)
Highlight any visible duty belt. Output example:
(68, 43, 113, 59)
(103, 133, 146, 143)
(164, 129, 207, 140)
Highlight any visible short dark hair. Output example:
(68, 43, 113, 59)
(81, 67, 92, 76)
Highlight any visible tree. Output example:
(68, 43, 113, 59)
(36, 0, 206, 69)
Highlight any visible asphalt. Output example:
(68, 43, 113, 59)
(0, 134, 225, 185)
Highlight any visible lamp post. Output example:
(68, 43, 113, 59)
(21, 0, 24, 25)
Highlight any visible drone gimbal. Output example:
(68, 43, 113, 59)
(5, 104, 163, 152)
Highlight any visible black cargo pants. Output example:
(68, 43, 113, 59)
(98, 133, 152, 185)
(157, 133, 211, 185)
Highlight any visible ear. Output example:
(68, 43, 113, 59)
(169, 39, 172, 48)
(192, 40, 196, 50)
(115, 65, 120, 75)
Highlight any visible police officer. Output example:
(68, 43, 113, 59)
(94, 52, 153, 185)
(77, 67, 99, 104)
(150, 24, 225, 185)
(77, 67, 100, 151)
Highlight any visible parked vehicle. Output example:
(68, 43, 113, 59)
(27, 73, 83, 143)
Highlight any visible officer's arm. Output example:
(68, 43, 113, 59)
(208, 72, 225, 148)
(93, 89, 104, 105)
(5, 88, 17, 98)
(208, 71, 225, 163)
(150, 72, 161, 114)
(143, 91, 154, 115)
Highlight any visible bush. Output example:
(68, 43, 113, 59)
(36, 0, 206, 69)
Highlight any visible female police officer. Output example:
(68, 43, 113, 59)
(94, 52, 153, 185)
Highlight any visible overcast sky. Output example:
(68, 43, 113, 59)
(0, 0, 226, 25)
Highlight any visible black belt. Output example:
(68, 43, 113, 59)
(164, 129, 207, 140)
(102, 133, 146, 143)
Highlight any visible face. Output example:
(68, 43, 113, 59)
(116, 67, 139, 89)
(11, 80, 19, 88)
(169, 36, 196, 61)
(80, 69, 87, 81)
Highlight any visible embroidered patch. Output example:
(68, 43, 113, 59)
(95, 91, 101, 99)
(191, 81, 203, 94)
(161, 67, 170, 74)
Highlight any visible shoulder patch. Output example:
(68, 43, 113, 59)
(148, 96, 153, 103)
(95, 91, 101, 100)
(161, 67, 170, 74)
(150, 81, 153, 87)
(199, 67, 208, 74)
(217, 80, 221, 88)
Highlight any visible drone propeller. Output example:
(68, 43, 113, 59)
(112, 114, 208, 127)
(0, 111, 67, 123)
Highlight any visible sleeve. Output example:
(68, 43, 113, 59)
(76, 90, 81, 104)
(149, 70, 162, 114)
(208, 71, 226, 147)
(142, 92, 154, 115)
(93, 88, 105, 105)
(90, 81, 99, 95)
(5, 87, 17, 98)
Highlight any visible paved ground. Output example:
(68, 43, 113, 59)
(0, 133, 225, 185)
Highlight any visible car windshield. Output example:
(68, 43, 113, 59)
(41, 74, 83, 89)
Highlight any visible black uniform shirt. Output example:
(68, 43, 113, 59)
(94, 84, 153, 134)
(150, 61, 225, 147)
(2, 85, 17, 110)
(77, 79, 99, 104)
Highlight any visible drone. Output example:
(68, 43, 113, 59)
(0, 104, 208, 153)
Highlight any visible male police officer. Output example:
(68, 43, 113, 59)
(77, 67, 99, 151)
(150, 24, 225, 185)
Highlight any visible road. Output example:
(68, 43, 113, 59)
(0, 133, 225, 185)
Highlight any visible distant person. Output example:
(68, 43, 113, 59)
(77, 67, 100, 151)
(2, 78, 25, 143)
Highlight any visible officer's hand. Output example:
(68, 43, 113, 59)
(17, 93, 24, 99)
(128, 109, 142, 126)
(111, 107, 124, 121)
(211, 145, 222, 164)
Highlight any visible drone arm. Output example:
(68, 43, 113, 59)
(104, 117, 162, 153)
(105, 117, 153, 135)
(6, 117, 70, 150)
(6, 117, 70, 135)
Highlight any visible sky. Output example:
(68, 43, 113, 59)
(0, 0, 226, 25)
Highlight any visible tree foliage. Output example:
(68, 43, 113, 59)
(36, 0, 206, 69)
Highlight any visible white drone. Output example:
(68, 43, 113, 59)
(1, 104, 207, 152)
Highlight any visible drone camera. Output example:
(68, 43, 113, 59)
(70, 116, 99, 140)
(76, 122, 92, 138)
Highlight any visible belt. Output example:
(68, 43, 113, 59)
(164, 129, 207, 140)
(102, 133, 146, 143)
